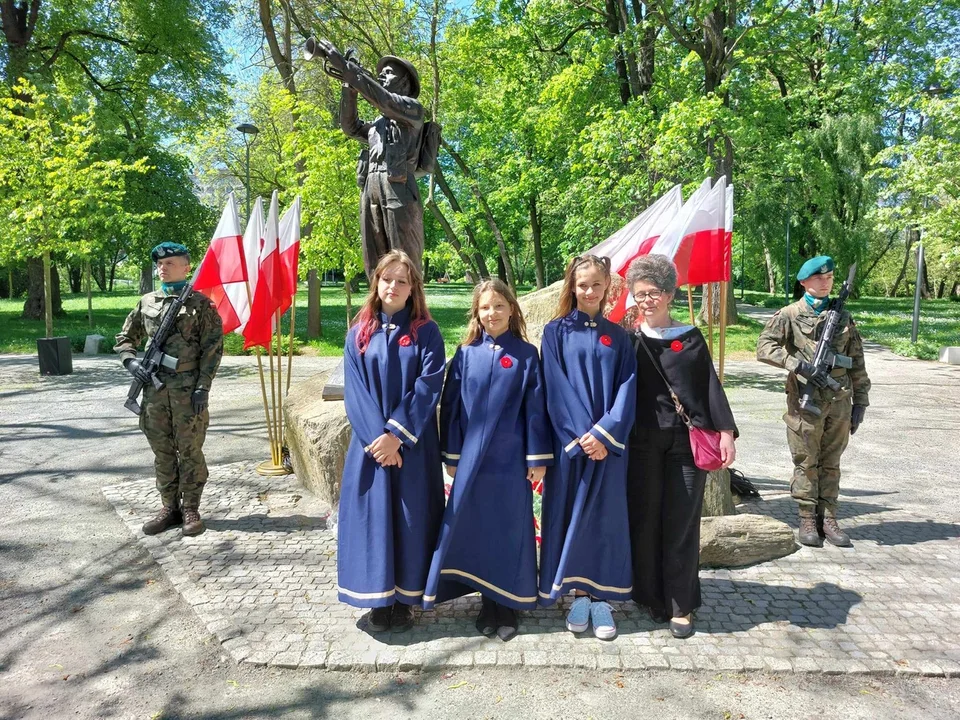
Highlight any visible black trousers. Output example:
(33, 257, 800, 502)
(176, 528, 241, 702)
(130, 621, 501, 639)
(627, 426, 706, 617)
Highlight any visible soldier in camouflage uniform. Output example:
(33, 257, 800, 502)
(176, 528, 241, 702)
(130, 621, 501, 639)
(756, 256, 871, 548)
(115, 242, 224, 537)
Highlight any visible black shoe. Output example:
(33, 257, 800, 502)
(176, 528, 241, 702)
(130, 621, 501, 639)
(475, 597, 498, 637)
(366, 606, 391, 632)
(391, 603, 414, 633)
(669, 615, 695, 639)
(495, 604, 518, 642)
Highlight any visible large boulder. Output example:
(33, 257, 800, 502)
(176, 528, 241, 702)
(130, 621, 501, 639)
(284, 371, 350, 506)
(699, 514, 798, 568)
(518, 280, 563, 344)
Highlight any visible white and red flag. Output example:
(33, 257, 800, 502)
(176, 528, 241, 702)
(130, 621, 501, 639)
(277, 195, 301, 317)
(675, 177, 731, 286)
(243, 190, 283, 350)
(232, 196, 264, 335)
(192, 193, 247, 333)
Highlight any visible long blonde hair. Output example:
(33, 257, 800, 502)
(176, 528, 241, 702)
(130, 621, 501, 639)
(552, 254, 613, 320)
(462, 279, 528, 345)
(353, 250, 431, 353)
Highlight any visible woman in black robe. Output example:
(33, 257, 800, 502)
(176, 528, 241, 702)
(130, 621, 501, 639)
(626, 254, 738, 639)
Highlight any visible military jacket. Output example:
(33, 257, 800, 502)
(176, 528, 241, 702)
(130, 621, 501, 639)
(114, 289, 224, 391)
(756, 299, 870, 406)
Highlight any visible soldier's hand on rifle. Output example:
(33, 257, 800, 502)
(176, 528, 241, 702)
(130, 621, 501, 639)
(795, 360, 830, 388)
(124, 358, 153, 384)
(191, 388, 209, 415)
(850, 404, 866, 434)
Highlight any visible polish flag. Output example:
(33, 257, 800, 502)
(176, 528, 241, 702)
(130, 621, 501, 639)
(684, 180, 733, 285)
(590, 185, 684, 323)
(192, 193, 246, 333)
(232, 196, 264, 334)
(277, 195, 301, 317)
(243, 191, 283, 350)
(647, 176, 727, 287)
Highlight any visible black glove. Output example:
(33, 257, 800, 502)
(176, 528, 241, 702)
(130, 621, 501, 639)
(123, 357, 153, 384)
(850, 404, 866, 434)
(191, 388, 209, 416)
(795, 360, 830, 388)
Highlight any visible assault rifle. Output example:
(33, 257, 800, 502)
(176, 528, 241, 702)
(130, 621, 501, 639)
(798, 263, 857, 416)
(124, 280, 195, 415)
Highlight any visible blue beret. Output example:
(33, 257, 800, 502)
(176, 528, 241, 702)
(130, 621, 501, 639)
(151, 242, 190, 262)
(797, 255, 834, 281)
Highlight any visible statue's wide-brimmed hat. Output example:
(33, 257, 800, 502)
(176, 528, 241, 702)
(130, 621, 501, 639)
(376, 55, 421, 98)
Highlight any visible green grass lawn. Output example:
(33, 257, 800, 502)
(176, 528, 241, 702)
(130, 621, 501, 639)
(1, 284, 956, 361)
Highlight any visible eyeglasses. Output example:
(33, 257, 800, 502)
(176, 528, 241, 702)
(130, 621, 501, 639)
(633, 289, 665, 301)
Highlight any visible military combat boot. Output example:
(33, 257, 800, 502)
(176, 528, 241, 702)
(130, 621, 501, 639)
(142, 504, 182, 536)
(822, 517, 852, 547)
(182, 507, 205, 536)
(798, 511, 821, 547)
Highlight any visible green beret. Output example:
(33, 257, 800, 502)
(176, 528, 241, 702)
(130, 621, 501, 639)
(797, 255, 834, 281)
(151, 242, 190, 262)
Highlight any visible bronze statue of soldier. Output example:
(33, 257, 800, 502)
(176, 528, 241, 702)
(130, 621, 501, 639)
(309, 39, 425, 280)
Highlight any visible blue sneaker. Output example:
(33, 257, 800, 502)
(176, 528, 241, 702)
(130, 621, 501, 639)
(565, 596, 591, 633)
(590, 601, 617, 640)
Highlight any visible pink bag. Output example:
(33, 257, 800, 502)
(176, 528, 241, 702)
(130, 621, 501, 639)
(638, 334, 724, 471)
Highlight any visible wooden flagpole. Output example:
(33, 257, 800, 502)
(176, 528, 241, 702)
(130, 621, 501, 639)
(686, 286, 696, 325)
(275, 308, 284, 448)
(719, 281, 728, 383)
(285, 300, 296, 397)
(245, 281, 275, 455)
(706, 283, 715, 358)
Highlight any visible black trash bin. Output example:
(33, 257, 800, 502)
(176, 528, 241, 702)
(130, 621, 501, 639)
(37, 337, 73, 375)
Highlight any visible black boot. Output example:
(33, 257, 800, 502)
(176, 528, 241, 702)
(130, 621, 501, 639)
(366, 606, 392, 632)
(142, 504, 182, 535)
(391, 602, 414, 633)
(495, 604, 518, 642)
(798, 511, 821, 547)
(475, 596, 497, 637)
(822, 517, 852, 547)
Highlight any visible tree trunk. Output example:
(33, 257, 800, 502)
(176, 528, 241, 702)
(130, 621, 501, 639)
(762, 242, 777, 293)
(427, 197, 481, 280)
(441, 140, 515, 287)
(889, 229, 916, 297)
(42, 250, 53, 338)
(702, 469, 736, 517)
(68, 263, 82, 293)
(307, 269, 321, 338)
(92, 258, 106, 291)
(920, 249, 932, 300)
(7, 266, 12, 299)
(529, 193, 546, 289)
(23, 257, 63, 320)
(604, 0, 632, 104)
(108, 258, 117, 292)
(139, 262, 153, 294)
(433, 163, 490, 279)
(697, 281, 738, 324)
(85, 259, 93, 328)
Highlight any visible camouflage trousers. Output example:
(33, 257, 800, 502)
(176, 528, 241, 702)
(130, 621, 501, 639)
(783, 392, 851, 516)
(139, 380, 209, 508)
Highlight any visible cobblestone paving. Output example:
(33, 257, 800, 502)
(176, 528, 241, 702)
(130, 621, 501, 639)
(103, 462, 960, 676)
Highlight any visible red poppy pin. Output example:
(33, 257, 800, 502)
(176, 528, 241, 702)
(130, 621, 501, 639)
(398, 335, 412, 347)
(501, 356, 513, 369)
(670, 340, 683, 352)
(599, 334, 612, 347)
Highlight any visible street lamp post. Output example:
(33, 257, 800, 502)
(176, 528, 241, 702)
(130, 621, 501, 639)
(236, 123, 260, 220)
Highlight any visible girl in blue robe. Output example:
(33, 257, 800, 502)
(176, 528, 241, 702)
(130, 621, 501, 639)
(423, 279, 553, 641)
(339, 250, 446, 634)
(539, 255, 637, 640)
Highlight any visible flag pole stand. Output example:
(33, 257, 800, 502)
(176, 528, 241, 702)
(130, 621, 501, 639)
(718, 281, 728, 383)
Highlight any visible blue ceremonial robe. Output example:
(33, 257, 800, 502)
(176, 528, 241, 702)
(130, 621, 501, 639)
(538, 309, 637, 604)
(423, 330, 553, 610)
(338, 306, 446, 608)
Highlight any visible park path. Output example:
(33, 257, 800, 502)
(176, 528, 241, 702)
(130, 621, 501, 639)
(1, 335, 959, 716)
